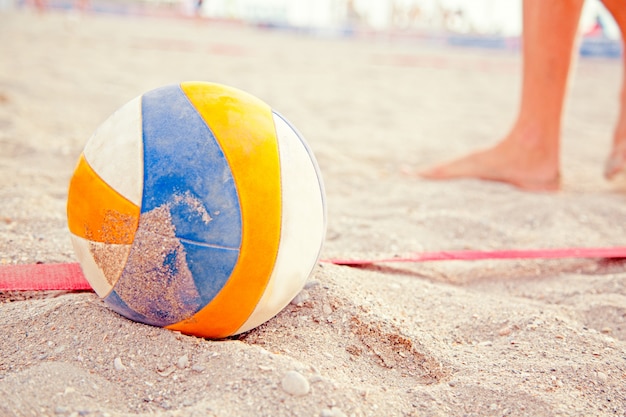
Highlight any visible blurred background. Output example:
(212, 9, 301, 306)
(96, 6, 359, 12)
(0, 0, 621, 50)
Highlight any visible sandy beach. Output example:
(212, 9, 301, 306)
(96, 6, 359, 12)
(1, 8, 625, 416)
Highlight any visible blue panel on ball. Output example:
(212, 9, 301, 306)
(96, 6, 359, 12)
(181, 241, 240, 305)
(141, 85, 242, 249)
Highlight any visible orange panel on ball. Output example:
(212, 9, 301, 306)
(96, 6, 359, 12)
(166, 82, 282, 338)
(67, 154, 140, 245)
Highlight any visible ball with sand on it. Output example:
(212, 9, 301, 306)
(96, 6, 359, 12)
(66, 81, 326, 338)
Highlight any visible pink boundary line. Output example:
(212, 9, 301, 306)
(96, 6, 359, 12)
(0, 262, 90, 291)
(2, 247, 626, 291)
(321, 247, 626, 266)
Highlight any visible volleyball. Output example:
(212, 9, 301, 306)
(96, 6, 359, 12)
(66, 82, 326, 338)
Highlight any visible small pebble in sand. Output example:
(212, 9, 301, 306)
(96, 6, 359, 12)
(596, 371, 608, 383)
(191, 364, 205, 373)
(291, 290, 310, 306)
(176, 354, 189, 369)
(304, 280, 320, 289)
(320, 407, 347, 417)
(322, 303, 333, 316)
(498, 326, 512, 336)
(281, 370, 310, 396)
(157, 366, 176, 377)
(113, 357, 126, 371)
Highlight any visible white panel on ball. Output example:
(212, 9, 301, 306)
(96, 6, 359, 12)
(83, 96, 144, 206)
(236, 112, 326, 334)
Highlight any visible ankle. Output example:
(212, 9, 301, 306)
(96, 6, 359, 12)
(504, 122, 560, 162)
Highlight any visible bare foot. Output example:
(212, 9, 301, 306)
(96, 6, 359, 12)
(419, 140, 561, 192)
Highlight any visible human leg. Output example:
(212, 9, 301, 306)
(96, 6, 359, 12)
(600, 0, 626, 179)
(420, 0, 585, 191)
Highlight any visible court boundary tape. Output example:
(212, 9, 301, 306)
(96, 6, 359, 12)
(0, 262, 90, 291)
(324, 247, 626, 266)
(2, 246, 626, 291)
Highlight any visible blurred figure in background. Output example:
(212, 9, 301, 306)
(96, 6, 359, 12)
(420, 0, 626, 191)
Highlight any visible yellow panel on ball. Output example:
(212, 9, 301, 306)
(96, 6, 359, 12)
(67, 82, 326, 338)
